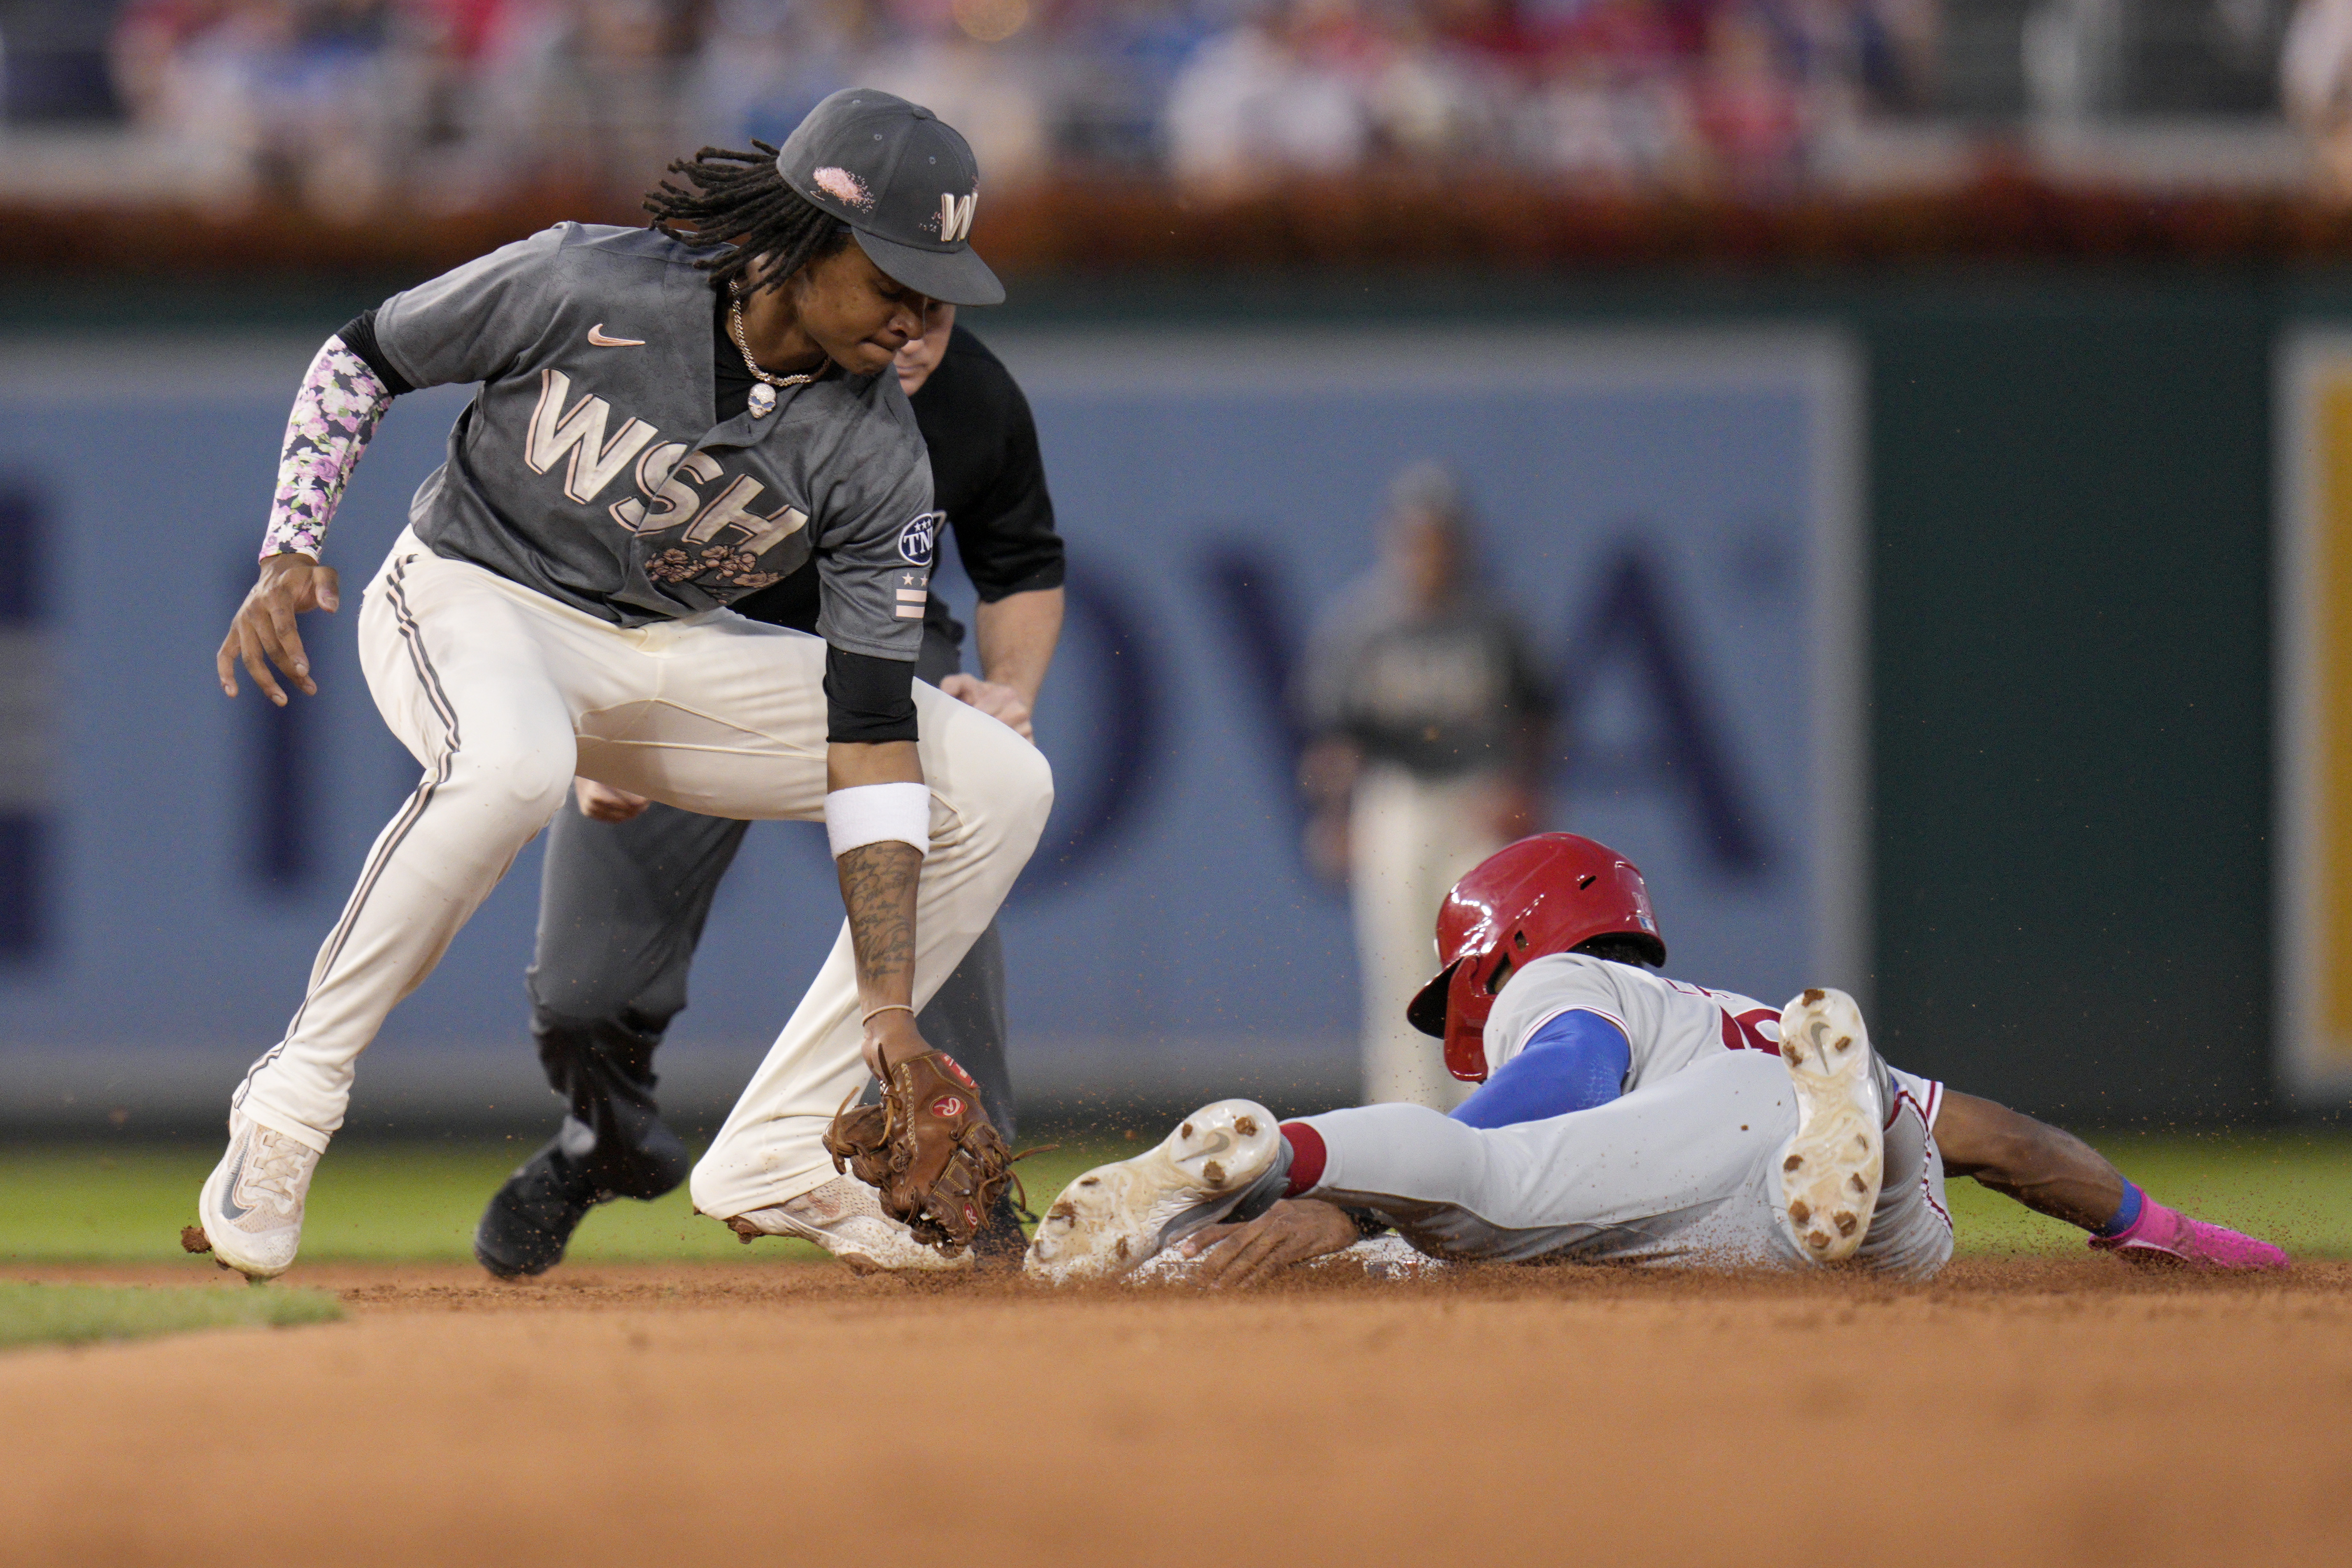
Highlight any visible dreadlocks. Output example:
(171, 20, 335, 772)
(643, 142, 854, 299)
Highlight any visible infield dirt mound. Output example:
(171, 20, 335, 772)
(1, 1258, 2344, 1567)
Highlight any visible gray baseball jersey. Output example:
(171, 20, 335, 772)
(372, 222, 933, 659)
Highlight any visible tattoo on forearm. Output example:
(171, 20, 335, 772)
(837, 840, 922, 995)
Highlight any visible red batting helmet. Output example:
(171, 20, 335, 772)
(1405, 833, 1666, 1083)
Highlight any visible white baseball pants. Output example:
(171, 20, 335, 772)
(1349, 763, 1506, 1110)
(233, 531, 1053, 1217)
(1296, 1049, 1954, 1280)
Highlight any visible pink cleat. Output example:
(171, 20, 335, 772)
(2089, 1198, 2288, 1271)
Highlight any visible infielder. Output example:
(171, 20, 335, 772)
(475, 304, 1063, 1279)
(1026, 834, 2287, 1284)
(193, 90, 1050, 1280)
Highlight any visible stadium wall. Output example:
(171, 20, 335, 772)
(0, 265, 2329, 1129)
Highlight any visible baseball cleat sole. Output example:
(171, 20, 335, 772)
(1777, 987, 1883, 1265)
(1024, 1099, 1282, 1285)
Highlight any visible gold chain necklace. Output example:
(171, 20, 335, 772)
(728, 299, 824, 419)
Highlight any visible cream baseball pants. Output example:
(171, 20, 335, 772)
(231, 532, 1053, 1217)
(1349, 764, 1506, 1110)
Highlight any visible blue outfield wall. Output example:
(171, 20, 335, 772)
(0, 326, 1860, 1120)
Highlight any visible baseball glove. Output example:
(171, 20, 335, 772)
(824, 1050, 1014, 1256)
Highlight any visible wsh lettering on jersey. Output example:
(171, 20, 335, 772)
(523, 369, 808, 593)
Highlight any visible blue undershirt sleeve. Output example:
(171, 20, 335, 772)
(1449, 1010, 1632, 1128)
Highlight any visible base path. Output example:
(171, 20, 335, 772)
(3, 1260, 2346, 1567)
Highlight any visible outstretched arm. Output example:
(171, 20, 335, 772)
(1933, 1091, 2125, 1232)
(1936, 1090, 2287, 1268)
(217, 335, 395, 703)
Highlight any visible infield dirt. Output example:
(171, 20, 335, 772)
(1, 1258, 2345, 1567)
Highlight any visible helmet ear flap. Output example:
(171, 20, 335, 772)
(1442, 955, 1494, 1082)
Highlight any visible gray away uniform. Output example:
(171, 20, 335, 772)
(523, 326, 1061, 1187)
(230, 223, 1053, 1227)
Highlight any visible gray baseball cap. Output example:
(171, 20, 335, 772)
(775, 88, 1004, 307)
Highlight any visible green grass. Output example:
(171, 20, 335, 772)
(4, 1130, 2348, 1266)
(0, 1136, 1137, 1265)
(0, 1281, 342, 1349)
(1943, 1131, 2352, 1258)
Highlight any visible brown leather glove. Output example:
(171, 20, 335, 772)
(824, 1050, 1013, 1256)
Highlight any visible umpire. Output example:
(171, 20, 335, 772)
(475, 301, 1063, 1277)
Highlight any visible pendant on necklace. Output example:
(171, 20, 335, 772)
(748, 383, 777, 419)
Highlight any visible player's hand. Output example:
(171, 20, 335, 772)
(218, 551, 340, 706)
(939, 673, 1033, 740)
(574, 778, 652, 822)
(1178, 1199, 1361, 1287)
(859, 1003, 930, 1082)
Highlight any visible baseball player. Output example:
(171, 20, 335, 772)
(1292, 461, 1549, 1110)
(473, 300, 1063, 1279)
(191, 89, 1051, 1280)
(1026, 834, 2289, 1284)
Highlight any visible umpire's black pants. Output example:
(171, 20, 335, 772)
(522, 628, 1017, 1191)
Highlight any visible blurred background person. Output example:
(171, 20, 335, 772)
(1293, 461, 1551, 1110)
(682, 0, 888, 152)
(1163, 0, 1379, 196)
(861, 0, 1051, 188)
(2287, 0, 2352, 195)
(109, 0, 407, 217)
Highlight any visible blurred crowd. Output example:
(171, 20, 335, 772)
(94, 0, 1938, 216)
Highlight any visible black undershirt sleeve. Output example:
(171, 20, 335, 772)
(335, 309, 416, 396)
(957, 376, 1063, 603)
(824, 646, 919, 744)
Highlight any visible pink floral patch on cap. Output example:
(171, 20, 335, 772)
(812, 167, 875, 210)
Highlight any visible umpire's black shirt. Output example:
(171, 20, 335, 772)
(728, 323, 1063, 647)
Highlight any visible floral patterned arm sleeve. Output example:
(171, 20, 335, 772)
(258, 336, 395, 562)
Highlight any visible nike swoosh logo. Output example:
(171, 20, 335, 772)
(219, 1145, 252, 1221)
(1189, 1132, 1233, 1161)
(587, 325, 646, 347)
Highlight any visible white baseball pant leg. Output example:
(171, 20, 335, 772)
(1293, 1049, 1954, 1280)
(1349, 764, 1504, 1110)
(233, 533, 1053, 1185)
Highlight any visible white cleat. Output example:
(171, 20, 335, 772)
(1024, 1099, 1283, 1285)
(1776, 987, 1884, 1265)
(726, 1175, 973, 1275)
(193, 1113, 323, 1280)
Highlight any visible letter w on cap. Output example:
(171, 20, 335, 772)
(938, 192, 977, 244)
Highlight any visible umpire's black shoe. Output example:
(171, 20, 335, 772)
(473, 1139, 603, 1280)
(474, 1118, 692, 1279)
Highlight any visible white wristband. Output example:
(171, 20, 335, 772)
(825, 782, 931, 859)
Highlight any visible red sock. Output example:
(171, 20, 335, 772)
(1279, 1121, 1326, 1196)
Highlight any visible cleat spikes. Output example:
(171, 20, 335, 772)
(1789, 1200, 1811, 1224)
(1236, 1116, 1258, 1136)
(1835, 1212, 1858, 1237)
(1784, 1154, 1804, 1172)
